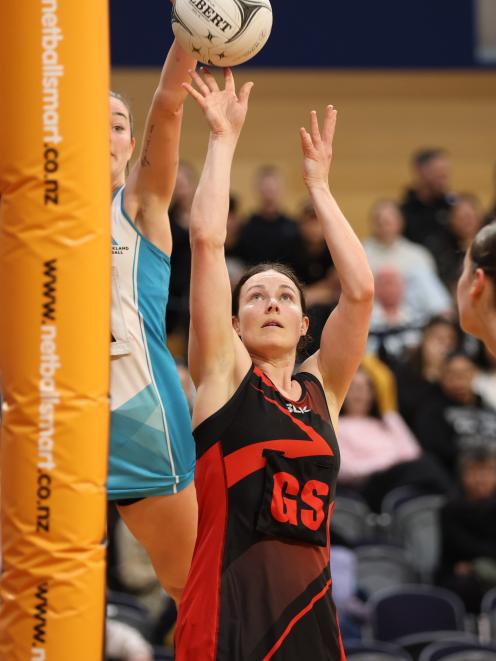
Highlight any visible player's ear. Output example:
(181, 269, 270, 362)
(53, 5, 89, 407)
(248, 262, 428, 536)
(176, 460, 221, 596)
(470, 267, 486, 300)
(232, 315, 241, 337)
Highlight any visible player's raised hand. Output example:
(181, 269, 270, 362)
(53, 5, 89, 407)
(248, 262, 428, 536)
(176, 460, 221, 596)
(300, 105, 337, 189)
(183, 67, 254, 139)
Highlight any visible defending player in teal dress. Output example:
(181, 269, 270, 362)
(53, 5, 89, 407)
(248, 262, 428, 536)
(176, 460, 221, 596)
(109, 188, 195, 499)
(107, 30, 197, 604)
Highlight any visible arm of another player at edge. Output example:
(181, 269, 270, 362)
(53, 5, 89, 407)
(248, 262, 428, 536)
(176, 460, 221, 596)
(125, 38, 197, 254)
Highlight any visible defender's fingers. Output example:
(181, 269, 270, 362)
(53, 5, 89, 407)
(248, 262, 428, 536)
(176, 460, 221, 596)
(200, 66, 219, 93)
(299, 127, 314, 152)
(309, 110, 321, 145)
(182, 82, 206, 105)
(224, 67, 235, 93)
(238, 81, 254, 105)
(188, 68, 211, 96)
(322, 105, 337, 145)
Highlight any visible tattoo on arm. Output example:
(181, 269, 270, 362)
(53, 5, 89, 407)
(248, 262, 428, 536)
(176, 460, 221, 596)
(140, 124, 155, 168)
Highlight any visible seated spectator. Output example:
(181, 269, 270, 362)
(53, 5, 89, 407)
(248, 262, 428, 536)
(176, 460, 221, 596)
(293, 199, 334, 292)
(474, 342, 496, 410)
(414, 352, 496, 475)
(363, 200, 452, 319)
(167, 161, 198, 352)
(437, 446, 496, 613)
(283, 199, 337, 354)
(338, 362, 453, 512)
(389, 317, 460, 430)
(115, 517, 169, 622)
(224, 193, 244, 257)
(426, 193, 484, 293)
(230, 165, 300, 269)
(330, 546, 369, 640)
(484, 162, 496, 225)
(225, 194, 250, 290)
(400, 147, 456, 248)
(106, 619, 153, 661)
(368, 266, 424, 360)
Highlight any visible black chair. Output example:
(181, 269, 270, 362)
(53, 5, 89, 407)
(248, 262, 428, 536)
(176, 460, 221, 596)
(418, 640, 496, 661)
(388, 495, 446, 580)
(395, 631, 479, 660)
(332, 495, 374, 545)
(356, 544, 418, 598)
(345, 639, 413, 660)
(369, 585, 466, 642)
(107, 590, 149, 616)
(153, 646, 174, 660)
(480, 586, 496, 642)
(381, 485, 427, 517)
(107, 592, 151, 639)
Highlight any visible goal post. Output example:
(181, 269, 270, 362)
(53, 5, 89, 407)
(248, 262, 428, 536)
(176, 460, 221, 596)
(0, 1, 111, 659)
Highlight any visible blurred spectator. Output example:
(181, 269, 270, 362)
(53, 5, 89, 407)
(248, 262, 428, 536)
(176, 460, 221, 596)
(225, 194, 244, 257)
(115, 517, 168, 621)
(437, 446, 496, 613)
(290, 200, 337, 353)
(107, 503, 127, 593)
(167, 161, 198, 351)
(368, 265, 424, 359)
(389, 317, 460, 430)
(224, 193, 247, 290)
(293, 199, 334, 292)
(230, 165, 300, 269)
(106, 618, 153, 661)
(414, 352, 496, 474)
(400, 148, 456, 247)
(426, 193, 484, 293)
(363, 199, 452, 319)
(330, 546, 369, 640)
(484, 162, 496, 225)
(302, 268, 340, 357)
(338, 362, 453, 512)
(473, 342, 496, 410)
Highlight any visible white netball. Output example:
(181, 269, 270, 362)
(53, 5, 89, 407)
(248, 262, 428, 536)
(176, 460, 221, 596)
(172, 0, 273, 67)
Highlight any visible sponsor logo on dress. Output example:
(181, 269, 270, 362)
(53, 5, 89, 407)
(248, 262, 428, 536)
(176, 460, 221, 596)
(112, 238, 129, 255)
(286, 403, 311, 415)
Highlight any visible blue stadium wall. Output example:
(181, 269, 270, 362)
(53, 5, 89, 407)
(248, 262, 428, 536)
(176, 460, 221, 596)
(110, 0, 480, 68)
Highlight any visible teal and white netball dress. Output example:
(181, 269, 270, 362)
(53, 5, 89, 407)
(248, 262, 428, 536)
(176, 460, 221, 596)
(108, 187, 195, 500)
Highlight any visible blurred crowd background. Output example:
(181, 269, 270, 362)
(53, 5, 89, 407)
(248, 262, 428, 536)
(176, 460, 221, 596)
(105, 1, 496, 659)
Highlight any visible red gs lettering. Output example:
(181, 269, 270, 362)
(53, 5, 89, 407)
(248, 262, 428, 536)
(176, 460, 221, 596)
(270, 472, 329, 531)
(270, 472, 299, 525)
(300, 480, 329, 530)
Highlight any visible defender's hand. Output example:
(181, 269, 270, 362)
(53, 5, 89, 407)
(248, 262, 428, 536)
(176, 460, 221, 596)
(183, 67, 253, 139)
(300, 105, 337, 189)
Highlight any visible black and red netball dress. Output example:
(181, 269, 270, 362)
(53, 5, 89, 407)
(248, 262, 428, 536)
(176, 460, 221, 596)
(175, 366, 346, 661)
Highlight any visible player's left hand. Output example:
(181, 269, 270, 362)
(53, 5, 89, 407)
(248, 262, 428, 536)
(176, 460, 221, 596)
(183, 67, 253, 139)
(300, 105, 337, 189)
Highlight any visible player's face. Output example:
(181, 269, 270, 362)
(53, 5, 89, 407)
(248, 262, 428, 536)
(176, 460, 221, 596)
(109, 96, 135, 184)
(234, 270, 309, 358)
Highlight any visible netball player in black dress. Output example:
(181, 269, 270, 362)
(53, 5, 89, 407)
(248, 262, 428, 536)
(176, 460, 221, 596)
(175, 68, 374, 660)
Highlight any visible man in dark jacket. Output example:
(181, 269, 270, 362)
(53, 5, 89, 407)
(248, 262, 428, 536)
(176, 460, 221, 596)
(400, 148, 456, 248)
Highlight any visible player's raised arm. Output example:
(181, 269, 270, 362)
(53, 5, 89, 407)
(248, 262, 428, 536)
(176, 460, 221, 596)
(124, 36, 196, 254)
(184, 68, 253, 391)
(299, 107, 374, 415)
